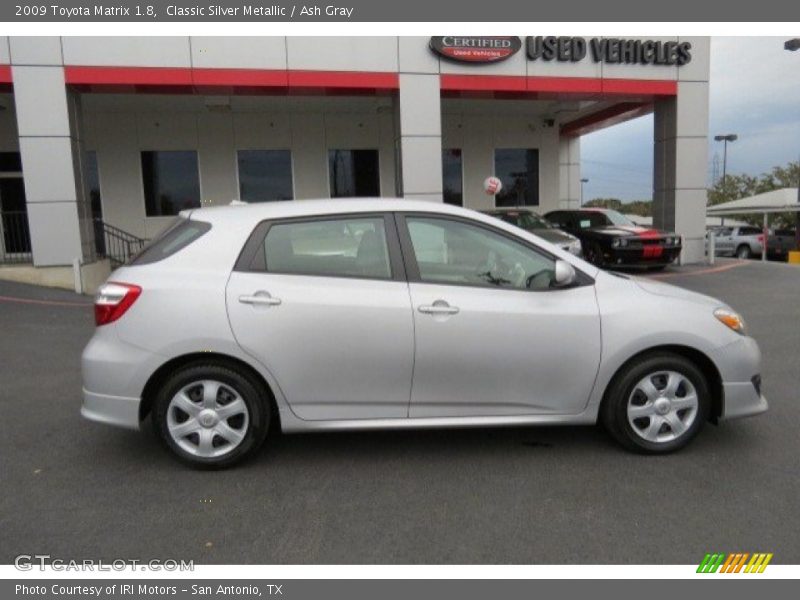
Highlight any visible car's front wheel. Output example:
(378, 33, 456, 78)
(584, 242, 606, 267)
(601, 353, 710, 453)
(152, 363, 270, 468)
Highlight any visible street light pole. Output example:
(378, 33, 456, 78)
(580, 178, 588, 206)
(785, 39, 800, 250)
(713, 134, 738, 183)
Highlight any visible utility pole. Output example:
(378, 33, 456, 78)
(580, 178, 588, 206)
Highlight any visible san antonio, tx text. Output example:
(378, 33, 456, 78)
(16, 584, 281, 596)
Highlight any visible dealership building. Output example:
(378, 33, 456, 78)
(0, 36, 710, 287)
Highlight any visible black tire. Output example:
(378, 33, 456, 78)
(152, 362, 270, 469)
(736, 245, 752, 259)
(600, 352, 710, 454)
(585, 242, 605, 267)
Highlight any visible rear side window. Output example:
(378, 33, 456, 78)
(260, 217, 392, 280)
(129, 218, 211, 265)
(546, 212, 568, 228)
(739, 227, 761, 236)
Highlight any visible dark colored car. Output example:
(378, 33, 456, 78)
(767, 229, 797, 261)
(544, 208, 682, 269)
(481, 208, 583, 255)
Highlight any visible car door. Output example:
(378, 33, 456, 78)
(226, 213, 414, 421)
(397, 214, 602, 418)
(715, 227, 734, 255)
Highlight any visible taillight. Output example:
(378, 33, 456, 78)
(94, 282, 142, 326)
(758, 234, 765, 243)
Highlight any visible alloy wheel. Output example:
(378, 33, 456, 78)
(626, 370, 699, 443)
(166, 380, 250, 458)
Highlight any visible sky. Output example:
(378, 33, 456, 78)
(580, 37, 800, 203)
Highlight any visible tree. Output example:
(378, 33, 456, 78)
(584, 198, 623, 211)
(584, 197, 652, 217)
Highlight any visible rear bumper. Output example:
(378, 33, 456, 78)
(81, 388, 141, 430)
(81, 325, 155, 430)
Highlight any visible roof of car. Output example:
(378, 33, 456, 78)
(185, 198, 490, 227)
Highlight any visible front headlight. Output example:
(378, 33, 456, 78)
(714, 308, 747, 335)
(568, 239, 582, 255)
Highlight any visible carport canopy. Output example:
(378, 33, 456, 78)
(706, 187, 799, 261)
(706, 188, 800, 215)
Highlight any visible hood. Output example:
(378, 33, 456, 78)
(533, 229, 577, 244)
(591, 226, 671, 238)
(632, 276, 724, 308)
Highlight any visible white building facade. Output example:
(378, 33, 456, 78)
(0, 35, 710, 280)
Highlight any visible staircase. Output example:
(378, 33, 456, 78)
(94, 219, 146, 267)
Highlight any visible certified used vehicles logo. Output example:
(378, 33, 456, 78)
(429, 37, 522, 63)
(697, 552, 773, 573)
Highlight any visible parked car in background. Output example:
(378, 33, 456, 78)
(767, 229, 797, 261)
(711, 226, 764, 259)
(481, 208, 582, 256)
(544, 208, 682, 270)
(81, 199, 766, 468)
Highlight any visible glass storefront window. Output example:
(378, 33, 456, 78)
(494, 148, 539, 207)
(328, 149, 380, 198)
(442, 149, 463, 206)
(237, 150, 294, 202)
(141, 151, 201, 217)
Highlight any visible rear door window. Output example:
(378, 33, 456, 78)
(129, 218, 211, 265)
(261, 217, 392, 280)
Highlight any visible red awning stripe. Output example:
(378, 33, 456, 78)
(440, 73, 677, 97)
(63, 66, 400, 92)
(0, 65, 12, 84)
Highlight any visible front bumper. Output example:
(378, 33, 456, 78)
(710, 335, 769, 420)
(720, 382, 768, 420)
(599, 245, 681, 266)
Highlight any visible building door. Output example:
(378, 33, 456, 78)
(0, 173, 31, 258)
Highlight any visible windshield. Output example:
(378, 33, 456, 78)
(602, 210, 636, 226)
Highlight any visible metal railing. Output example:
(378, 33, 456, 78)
(94, 219, 146, 267)
(0, 211, 33, 264)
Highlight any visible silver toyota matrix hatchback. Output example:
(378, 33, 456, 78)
(82, 199, 767, 468)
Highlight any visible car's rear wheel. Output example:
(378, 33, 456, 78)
(601, 353, 710, 453)
(736, 245, 752, 259)
(152, 363, 269, 468)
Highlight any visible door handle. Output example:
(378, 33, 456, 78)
(239, 292, 281, 307)
(418, 301, 459, 315)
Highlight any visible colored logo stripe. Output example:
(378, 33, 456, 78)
(698, 552, 773, 573)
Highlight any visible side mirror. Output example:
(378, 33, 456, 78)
(554, 260, 577, 287)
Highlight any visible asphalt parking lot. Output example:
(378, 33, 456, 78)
(1, 258, 798, 564)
